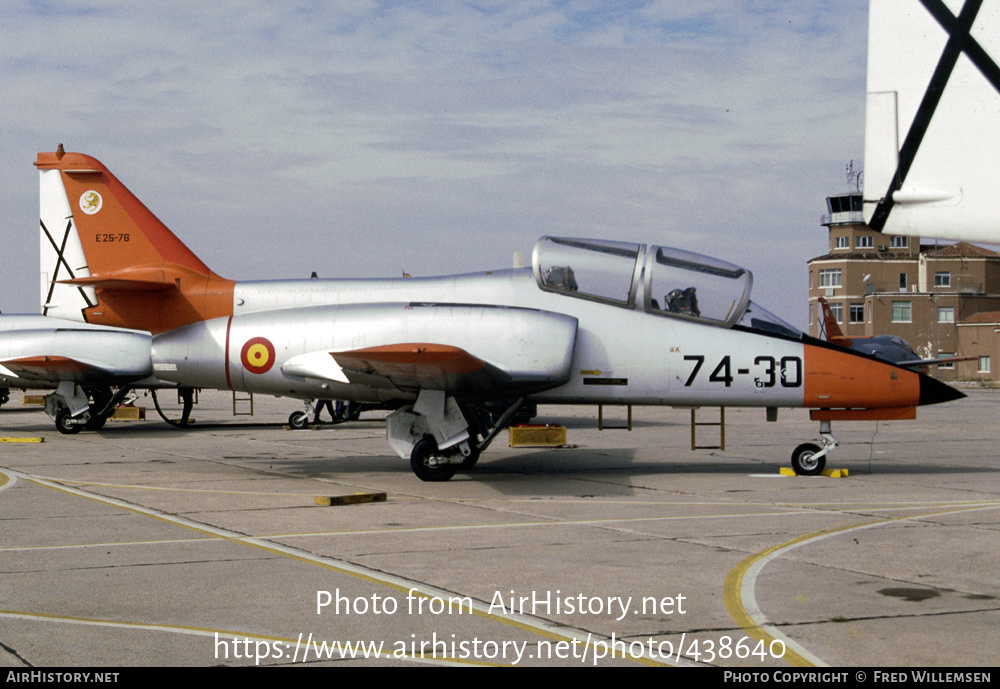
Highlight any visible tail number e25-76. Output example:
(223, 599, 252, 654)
(683, 355, 801, 388)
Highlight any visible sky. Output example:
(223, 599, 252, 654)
(0, 1, 870, 326)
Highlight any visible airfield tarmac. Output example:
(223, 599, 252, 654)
(1, 389, 997, 668)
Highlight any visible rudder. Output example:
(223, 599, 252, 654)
(36, 146, 235, 334)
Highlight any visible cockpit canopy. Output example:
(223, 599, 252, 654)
(532, 236, 801, 338)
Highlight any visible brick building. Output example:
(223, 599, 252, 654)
(807, 192, 1000, 381)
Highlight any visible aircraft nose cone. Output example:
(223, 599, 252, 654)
(919, 373, 966, 406)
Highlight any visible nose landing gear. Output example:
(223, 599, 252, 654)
(791, 420, 837, 476)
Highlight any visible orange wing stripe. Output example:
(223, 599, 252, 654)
(335, 344, 485, 378)
(4, 356, 90, 372)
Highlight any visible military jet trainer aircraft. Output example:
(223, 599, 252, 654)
(0, 315, 152, 430)
(816, 297, 977, 370)
(33, 147, 963, 480)
(864, 0, 1000, 244)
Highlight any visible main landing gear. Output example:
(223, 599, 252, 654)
(790, 420, 838, 476)
(387, 393, 525, 482)
(46, 385, 135, 434)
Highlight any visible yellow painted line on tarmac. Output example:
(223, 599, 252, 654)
(723, 502, 1000, 668)
(23, 475, 349, 498)
(8, 469, 670, 667)
(0, 536, 217, 553)
(20, 475, 996, 514)
(0, 609, 478, 666)
(0, 437, 44, 443)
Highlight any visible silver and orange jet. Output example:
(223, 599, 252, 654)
(0, 315, 152, 430)
(34, 147, 963, 480)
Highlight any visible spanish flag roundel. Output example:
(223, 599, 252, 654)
(241, 337, 276, 374)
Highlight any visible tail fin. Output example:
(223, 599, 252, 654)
(863, 0, 1000, 243)
(36, 147, 234, 334)
(817, 297, 852, 347)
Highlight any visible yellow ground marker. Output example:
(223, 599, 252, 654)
(315, 492, 387, 506)
(0, 437, 44, 443)
(778, 467, 848, 478)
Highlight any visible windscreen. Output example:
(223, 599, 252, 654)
(646, 247, 751, 327)
(534, 237, 642, 305)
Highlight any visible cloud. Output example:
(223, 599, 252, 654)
(0, 1, 868, 325)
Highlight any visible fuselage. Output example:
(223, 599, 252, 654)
(150, 266, 943, 411)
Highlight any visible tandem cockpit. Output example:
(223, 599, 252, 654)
(532, 236, 802, 339)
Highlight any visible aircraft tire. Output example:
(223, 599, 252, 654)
(458, 448, 480, 471)
(55, 408, 83, 435)
(85, 415, 107, 431)
(288, 411, 310, 430)
(410, 437, 458, 482)
(791, 443, 825, 476)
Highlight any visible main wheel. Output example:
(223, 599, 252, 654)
(55, 408, 83, 435)
(288, 411, 310, 430)
(458, 447, 480, 471)
(84, 414, 108, 431)
(791, 443, 825, 476)
(410, 437, 459, 482)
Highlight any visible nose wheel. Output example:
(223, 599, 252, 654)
(791, 421, 837, 476)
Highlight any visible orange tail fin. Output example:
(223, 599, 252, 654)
(817, 297, 852, 346)
(37, 147, 234, 334)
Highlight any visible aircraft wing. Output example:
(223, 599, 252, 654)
(894, 354, 979, 369)
(332, 343, 519, 396)
(0, 316, 153, 387)
(276, 304, 579, 398)
(864, 0, 1000, 242)
(283, 342, 564, 398)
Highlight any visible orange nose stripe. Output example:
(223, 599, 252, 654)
(803, 344, 920, 408)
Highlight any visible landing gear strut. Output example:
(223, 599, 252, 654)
(48, 385, 134, 434)
(387, 393, 525, 481)
(791, 420, 837, 475)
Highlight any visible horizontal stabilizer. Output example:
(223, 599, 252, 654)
(57, 276, 177, 292)
(37, 149, 235, 332)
